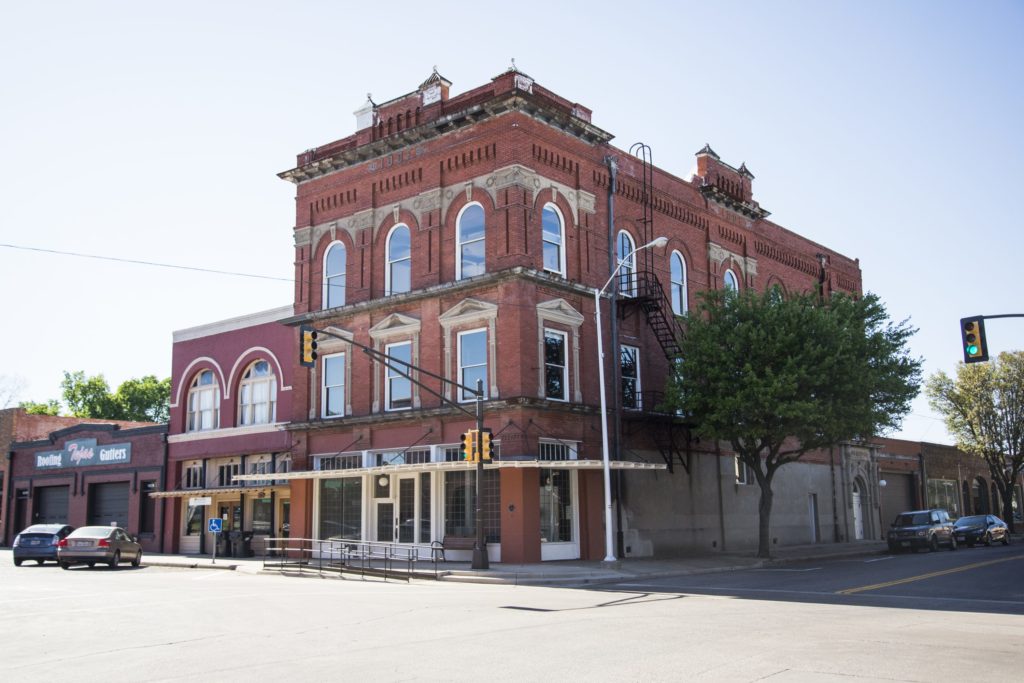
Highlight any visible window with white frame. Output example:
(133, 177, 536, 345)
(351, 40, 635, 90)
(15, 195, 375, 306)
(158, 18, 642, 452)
(322, 353, 346, 418)
(670, 250, 687, 315)
(248, 455, 273, 486)
(186, 370, 220, 432)
(217, 462, 239, 487)
(724, 268, 739, 292)
(184, 462, 204, 489)
(735, 456, 755, 485)
(385, 341, 413, 411)
(324, 241, 346, 308)
(375, 449, 430, 466)
(274, 454, 291, 483)
(456, 203, 485, 280)
(617, 231, 637, 297)
(385, 224, 411, 295)
(543, 329, 568, 401)
(458, 329, 488, 402)
(239, 360, 277, 426)
(620, 344, 640, 410)
(317, 453, 362, 471)
(538, 440, 578, 461)
(541, 204, 565, 276)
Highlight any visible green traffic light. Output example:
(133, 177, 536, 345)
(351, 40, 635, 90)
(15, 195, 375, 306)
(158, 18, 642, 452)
(967, 344, 979, 355)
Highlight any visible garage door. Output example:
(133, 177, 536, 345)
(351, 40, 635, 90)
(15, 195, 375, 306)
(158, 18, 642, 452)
(89, 482, 130, 527)
(35, 486, 70, 525)
(880, 473, 914, 527)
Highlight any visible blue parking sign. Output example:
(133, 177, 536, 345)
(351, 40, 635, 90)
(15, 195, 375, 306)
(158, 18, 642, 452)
(208, 517, 223, 533)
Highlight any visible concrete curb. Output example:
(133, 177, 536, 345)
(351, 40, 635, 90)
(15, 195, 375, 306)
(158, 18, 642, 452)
(142, 560, 238, 571)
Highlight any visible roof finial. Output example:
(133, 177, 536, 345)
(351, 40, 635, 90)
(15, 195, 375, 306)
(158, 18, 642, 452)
(510, 57, 517, 72)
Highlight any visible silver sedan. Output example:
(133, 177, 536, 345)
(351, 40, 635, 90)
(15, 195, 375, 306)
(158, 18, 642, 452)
(58, 526, 142, 569)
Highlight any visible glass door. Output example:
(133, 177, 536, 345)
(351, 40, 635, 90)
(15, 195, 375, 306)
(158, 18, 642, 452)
(397, 476, 416, 543)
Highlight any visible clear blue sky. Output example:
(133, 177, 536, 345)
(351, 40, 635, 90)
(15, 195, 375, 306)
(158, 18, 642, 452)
(2, 1, 1022, 445)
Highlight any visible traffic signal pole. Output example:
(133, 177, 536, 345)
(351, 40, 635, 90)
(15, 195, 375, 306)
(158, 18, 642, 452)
(960, 314, 1024, 363)
(302, 325, 490, 569)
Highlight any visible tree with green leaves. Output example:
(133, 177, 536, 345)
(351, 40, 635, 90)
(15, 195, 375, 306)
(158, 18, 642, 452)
(926, 351, 1024, 532)
(19, 371, 171, 422)
(664, 289, 922, 558)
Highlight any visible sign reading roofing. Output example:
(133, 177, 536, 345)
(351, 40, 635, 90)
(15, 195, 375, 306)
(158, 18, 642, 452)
(35, 438, 132, 469)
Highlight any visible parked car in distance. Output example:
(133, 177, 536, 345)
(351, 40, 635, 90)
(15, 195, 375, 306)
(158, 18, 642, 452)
(887, 509, 957, 552)
(953, 515, 1011, 547)
(57, 526, 142, 569)
(12, 524, 75, 566)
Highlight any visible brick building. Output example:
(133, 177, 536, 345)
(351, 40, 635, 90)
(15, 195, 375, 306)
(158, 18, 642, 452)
(153, 66, 862, 563)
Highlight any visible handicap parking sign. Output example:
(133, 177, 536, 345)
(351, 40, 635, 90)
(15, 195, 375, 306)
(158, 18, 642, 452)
(208, 517, 223, 533)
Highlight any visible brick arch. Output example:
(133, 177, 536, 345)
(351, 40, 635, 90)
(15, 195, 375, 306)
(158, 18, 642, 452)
(311, 230, 356, 310)
(172, 358, 226, 433)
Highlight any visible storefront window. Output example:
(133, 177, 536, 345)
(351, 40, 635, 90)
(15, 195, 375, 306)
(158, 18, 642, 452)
(539, 468, 573, 542)
(320, 478, 362, 541)
(185, 504, 203, 535)
(443, 470, 500, 543)
(927, 479, 961, 517)
(252, 497, 272, 534)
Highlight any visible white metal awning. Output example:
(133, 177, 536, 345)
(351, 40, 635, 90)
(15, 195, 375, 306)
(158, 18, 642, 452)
(227, 459, 666, 483)
(149, 484, 290, 499)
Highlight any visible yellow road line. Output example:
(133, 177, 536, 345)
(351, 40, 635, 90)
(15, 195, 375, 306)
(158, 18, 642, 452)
(836, 554, 1024, 595)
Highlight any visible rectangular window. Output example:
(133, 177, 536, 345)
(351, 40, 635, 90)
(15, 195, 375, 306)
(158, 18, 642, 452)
(443, 469, 501, 543)
(543, 329, 568, 401)
(420, 472, 431, 544)
(538, 440, 577, 461)
(927, 479, 961, 517)
(184, 462, 204, 489)
(375, 449, 430, 466)
(385, 341, 413, 411)
(539, 468, 573, 542)
(252, 498, 272, 534)
(458, 329, 488, 402)
(185, 503, 203, 535)
(319, 478, 363, 541)
(620, 345, 640, 410)
(735, 456, 755, 485)
(323, 353, 345, 418)
(217, 463, 239, 487)
(318, 454, 362, 471)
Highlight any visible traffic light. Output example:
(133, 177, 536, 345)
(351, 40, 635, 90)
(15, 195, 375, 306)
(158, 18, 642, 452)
(461, 430, 477, 462)
(960, 316, 989, 363)
(480, 429, 493, 461)
(300, 325, 319, 367)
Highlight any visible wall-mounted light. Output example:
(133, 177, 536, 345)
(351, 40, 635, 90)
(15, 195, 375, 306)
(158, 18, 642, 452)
(378, 475, 389, 488)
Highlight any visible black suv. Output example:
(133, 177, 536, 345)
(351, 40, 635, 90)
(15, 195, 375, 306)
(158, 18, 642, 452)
(887, 509, 958, 552)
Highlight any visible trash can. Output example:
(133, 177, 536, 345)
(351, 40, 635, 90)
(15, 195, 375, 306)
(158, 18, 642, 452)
(227, 531, 243, 557)
(241, 531, 255, 558)
(218, 532, 232, 558)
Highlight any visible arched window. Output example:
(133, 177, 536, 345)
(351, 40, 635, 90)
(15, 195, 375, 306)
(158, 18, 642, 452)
(670, 251, 687, 315)
(323, 242, 346, 308)
(239, 360, 277, 426)
(723, 268, 739, 292)
(541, 204, 565, 276)
(186, 370, 220, 432)
(386, 225, 411, 295)
(456, 204, 485, 280)
(617, 231, 637, 297)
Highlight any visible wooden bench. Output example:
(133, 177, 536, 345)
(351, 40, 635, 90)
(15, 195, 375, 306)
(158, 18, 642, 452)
(432, 536, 475, 561)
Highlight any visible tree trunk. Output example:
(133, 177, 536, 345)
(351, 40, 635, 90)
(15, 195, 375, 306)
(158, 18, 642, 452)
(996, 478, 1017, 534)
(757, 481, 775, 558)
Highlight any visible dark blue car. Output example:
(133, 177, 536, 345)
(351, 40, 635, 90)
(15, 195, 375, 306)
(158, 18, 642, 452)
(12, 524, 75, 566)
(953, 515, 1011, 547)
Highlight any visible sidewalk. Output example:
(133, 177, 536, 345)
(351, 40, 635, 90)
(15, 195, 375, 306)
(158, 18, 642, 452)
(139, 539, 889, 585)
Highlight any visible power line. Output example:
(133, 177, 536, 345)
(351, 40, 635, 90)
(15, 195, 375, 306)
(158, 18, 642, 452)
(0, 243, 293, 284)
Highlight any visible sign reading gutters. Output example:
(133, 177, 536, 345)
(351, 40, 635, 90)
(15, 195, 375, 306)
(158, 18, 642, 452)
(35, 438, 132, 469)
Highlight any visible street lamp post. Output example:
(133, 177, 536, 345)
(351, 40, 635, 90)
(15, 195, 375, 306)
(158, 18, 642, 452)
(594, 236, 668, 563)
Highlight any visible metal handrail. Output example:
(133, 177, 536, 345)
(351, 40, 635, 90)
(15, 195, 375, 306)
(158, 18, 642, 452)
(262, 537, 439, 580)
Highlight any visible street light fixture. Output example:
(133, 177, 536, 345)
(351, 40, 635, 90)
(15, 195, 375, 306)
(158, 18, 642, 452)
(594, 236, 668, 563)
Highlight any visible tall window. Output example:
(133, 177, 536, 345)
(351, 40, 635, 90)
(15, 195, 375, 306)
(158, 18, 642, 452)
(540, 469, 573, 542)
(670, 251, 687, 315)
(322, 353, 345, 418)
(724, 268, 739, 292)
(385, 341, 412, 411)
(386, 224, 411, 295)
(617, 231, 637, 297)
(620, 345, 640, 410)
(543, 329, 568, 401)
(239, 360, 277, 426)
(458, 329, 488, 402)
(542, 204, 565, 276)
(324, 242, 346, 308)
(186, 370, 220, 432)
(320, 478, 363, 541)
(456, 204, 485, 280)
(184, 462, 204, 489)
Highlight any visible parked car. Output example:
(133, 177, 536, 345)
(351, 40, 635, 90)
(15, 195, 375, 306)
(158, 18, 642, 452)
(57, 526, 142, 569)
(12, 524, 75, 566)
(887, 509, 957, 552)
(953, 515, 1011, 547)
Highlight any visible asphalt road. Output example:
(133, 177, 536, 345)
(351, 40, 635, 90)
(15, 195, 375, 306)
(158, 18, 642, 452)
(603, 542, 1024, 615)
(1, 546, 1022, 682)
